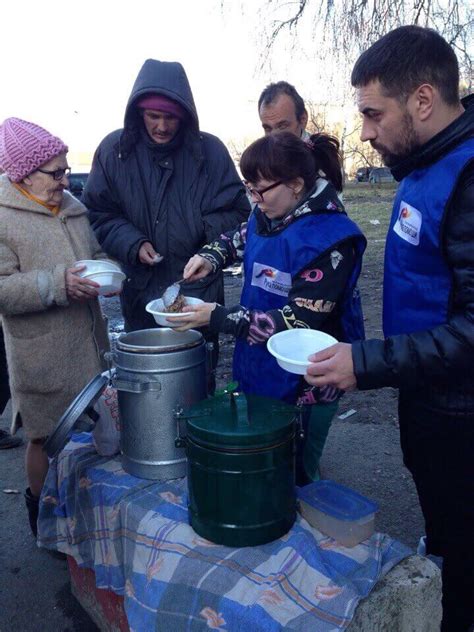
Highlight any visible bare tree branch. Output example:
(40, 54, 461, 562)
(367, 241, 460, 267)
(250, 0, 473, 83)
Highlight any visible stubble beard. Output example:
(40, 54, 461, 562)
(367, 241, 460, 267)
(372, 111, 421, 167)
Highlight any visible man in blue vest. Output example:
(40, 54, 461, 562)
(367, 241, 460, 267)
(305, 26, 474, 632)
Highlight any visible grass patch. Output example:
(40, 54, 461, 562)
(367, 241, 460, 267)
(344, 182, 397, 241)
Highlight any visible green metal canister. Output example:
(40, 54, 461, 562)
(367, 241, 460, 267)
(183, 392, 297, 547)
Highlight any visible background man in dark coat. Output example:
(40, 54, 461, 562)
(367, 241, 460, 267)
(305, 26, 474, 632)
(84, 59, 250, 345)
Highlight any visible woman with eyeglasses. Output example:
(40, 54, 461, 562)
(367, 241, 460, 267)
(177, 131, 367, 485)
(0, 117, 110, 535)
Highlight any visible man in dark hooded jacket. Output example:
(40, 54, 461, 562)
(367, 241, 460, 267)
(305, 27, 474, 631)
(83, 59, 250, 352)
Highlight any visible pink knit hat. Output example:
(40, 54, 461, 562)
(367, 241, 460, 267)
(0, 117, 68, 182)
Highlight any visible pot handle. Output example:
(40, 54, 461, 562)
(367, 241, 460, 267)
(103, 352, 116, 384)
(112, 377, 161, 393)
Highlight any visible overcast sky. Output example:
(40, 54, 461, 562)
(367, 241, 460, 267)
(1, 0, 332, 157)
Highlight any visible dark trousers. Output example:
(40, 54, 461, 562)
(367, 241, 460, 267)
(398, 394, 474, 632)
(0, 328, 10, 415)
(295, 402, 338, 483)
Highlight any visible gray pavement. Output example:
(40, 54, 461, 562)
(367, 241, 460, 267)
(0, 402, 98, 631)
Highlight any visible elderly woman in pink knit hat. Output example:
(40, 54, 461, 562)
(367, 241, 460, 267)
(0, 117, 110, 537)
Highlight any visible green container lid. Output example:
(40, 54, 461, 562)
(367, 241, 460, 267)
(185, 391, 297, 450)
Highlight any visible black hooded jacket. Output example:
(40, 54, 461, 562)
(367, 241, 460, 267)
(83, 59, 250, 330)
(352, 95, 474, 414)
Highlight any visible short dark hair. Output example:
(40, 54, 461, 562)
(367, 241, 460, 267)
(258, 81, 307, 121)
(351, 25, 460, 106)
(240, 131, 343, 193)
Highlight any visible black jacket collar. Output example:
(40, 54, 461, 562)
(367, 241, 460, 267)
(391, 94, 474, 182)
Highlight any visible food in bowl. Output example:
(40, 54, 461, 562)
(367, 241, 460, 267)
(145, 297, 204, 328)
(164, 292, 187, 313)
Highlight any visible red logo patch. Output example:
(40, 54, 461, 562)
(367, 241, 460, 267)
(255, 268, 276, 279)
(400, 207, 411, 219)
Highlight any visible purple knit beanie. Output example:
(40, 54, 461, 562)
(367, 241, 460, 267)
(0, 117, 68, 182)
(137, 94, 186, 120)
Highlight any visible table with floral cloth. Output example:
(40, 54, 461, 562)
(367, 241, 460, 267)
(37, 433, 410, 632)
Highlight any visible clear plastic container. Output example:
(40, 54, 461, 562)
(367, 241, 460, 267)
(297, 480, 379, 547)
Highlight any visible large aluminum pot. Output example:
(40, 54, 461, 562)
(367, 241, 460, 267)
(113, 328, 207, 480)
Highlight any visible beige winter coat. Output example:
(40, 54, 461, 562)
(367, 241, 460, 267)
(0, 175, 110, 439)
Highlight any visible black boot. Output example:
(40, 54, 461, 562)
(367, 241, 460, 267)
(24, 487, 39, 537)
(0, 429, 22, 449)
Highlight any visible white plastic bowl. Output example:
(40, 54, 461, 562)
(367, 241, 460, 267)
(146, 296, 204, 328)
(267, 329, 338, 375)
(75, 259, 122, 276)
(85, 270, 126, 295)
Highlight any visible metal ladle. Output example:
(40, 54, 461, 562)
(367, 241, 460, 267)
(162, 277, 185, 309)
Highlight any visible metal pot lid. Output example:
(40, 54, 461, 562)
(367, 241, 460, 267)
(44, 373, 108, 458)
(185, 392, 297, 449)
(117, 328, 203, 354)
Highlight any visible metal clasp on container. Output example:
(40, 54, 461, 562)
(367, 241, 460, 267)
(174, 407, 186, 448)
(206, 342, 216, 393)
(295, 405, 305, 441)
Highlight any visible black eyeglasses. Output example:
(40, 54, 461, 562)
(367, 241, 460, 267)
(36, 167, 71, 181)
(244, 180, 283, 203)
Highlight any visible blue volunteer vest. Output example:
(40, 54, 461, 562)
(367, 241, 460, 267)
(384, 138, 474, 337)
(234, 209, 366, 402)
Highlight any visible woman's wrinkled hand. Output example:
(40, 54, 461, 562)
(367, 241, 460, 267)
(183, 255, 213, 282)
(66, 265, 100, 301)
(172, 302, 216, 331)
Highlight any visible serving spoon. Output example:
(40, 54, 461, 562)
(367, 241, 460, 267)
(162, 277, 185, 309)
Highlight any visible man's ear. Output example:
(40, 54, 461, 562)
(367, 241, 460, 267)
(22, 176, 32, 186)
(411, 84, 435, 122)
(300, 109, 308, 133)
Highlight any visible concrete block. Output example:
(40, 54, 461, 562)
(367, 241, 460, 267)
(348, 555, 442, 631)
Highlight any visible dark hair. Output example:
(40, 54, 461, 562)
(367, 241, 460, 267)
(240, 132, 343, 193)
(351, 25, 460, 106)
(258, 81, 307, 122)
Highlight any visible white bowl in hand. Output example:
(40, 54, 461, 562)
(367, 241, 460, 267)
(146, 296, 204, 328)
(84, 270, 126, 295)
(75, 259, 122, 276)
(267, 329, 338, 375)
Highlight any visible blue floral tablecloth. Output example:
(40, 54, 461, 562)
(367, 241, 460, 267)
(38, 433, 410, 631)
